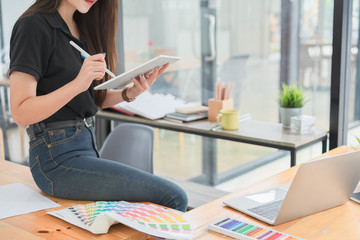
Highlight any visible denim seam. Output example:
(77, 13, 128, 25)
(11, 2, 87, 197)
(29, 138, 45, 152)
(34, 154, 54, 196)
(84, 125, 99, 157)
(43, 129, 82, 167)
(56, 165, 176, 207)
(49, 129, 66, 143)
(46, 127, 81, 147)
(47, 147, 59, 168)
(30, 155, 39, 170)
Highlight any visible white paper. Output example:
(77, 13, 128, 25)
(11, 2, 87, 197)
(113, 92, 195, 120)
(0, 183, 60, 219)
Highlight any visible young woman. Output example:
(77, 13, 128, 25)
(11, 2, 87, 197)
(9, 0, 188, 212)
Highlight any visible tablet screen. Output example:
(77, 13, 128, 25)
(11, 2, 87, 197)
(94, 55, 180, 90)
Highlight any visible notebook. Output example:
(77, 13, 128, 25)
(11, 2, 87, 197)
(48, 201, 193, 239)
(165, 111, 208, 122)
(94, 55, 180, 90)
(111, 91, 194, 120)
(224, 151, 360, 225)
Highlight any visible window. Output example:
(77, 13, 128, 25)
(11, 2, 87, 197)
(348, 0, 360, 145)
(122, 0, 334, 187)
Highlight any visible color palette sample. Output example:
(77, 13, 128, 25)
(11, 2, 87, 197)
(69, 201, 120, 226)
(208, 217, 305, 240)
(48, 201, 193, 240)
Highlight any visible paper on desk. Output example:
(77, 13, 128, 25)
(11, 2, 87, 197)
(113, 91, 195, 120)
(0, 183, 60, 219)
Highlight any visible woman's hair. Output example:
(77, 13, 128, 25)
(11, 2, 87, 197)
(20, 0, 119, 107)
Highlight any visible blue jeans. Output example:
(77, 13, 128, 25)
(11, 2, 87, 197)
(28, 123, 188, 211)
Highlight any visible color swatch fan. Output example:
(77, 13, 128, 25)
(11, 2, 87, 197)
(48, 201, 193, 240)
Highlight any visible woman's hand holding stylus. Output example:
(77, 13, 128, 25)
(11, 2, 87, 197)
(126, 63, 169, 99)
(75, 53, 106, 92)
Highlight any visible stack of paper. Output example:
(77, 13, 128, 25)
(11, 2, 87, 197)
(165, 112, 208, 123)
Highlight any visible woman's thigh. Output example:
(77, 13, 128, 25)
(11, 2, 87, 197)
(28, 126, 187, 211)
(53, 156, 187, 211)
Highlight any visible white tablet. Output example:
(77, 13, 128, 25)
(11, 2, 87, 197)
(94, 55, 180, 90)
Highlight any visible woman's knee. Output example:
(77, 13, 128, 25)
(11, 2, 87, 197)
(162, 182, 188, 212)
(174, 187, 188, 212)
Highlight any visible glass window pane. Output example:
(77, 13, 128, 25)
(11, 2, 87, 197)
(217, 0, 333, 128)
(122, 0, 334, 184)
(348, 0, 360, 145)
(216, 1, 282, 175)
(122, 0, 203, 180)
(299, 0, 333, 129)
(217, 1, 281, 121)
(123, 0, 201, 102)
(216, 0, 333, 178)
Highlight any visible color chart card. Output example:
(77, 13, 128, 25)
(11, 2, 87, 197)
(107, 202, 192, 237)
(208, 217, 306, 240)
(49, 201, 193, 239)
(69, 201, 121, 226)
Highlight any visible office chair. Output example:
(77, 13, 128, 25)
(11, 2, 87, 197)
(99, 123, 154, 174)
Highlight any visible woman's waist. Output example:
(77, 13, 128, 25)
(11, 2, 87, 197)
(26, 117, 94, 138)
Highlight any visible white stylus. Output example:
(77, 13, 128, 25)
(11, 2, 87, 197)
(70, 41, 116, 78)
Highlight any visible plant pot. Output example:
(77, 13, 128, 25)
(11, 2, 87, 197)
(280, 107, 302, 128)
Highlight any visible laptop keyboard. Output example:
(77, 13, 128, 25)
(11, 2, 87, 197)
(247, 200, 284, 221)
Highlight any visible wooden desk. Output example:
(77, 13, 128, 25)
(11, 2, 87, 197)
(0, 160, 147, 239)
(96, 110, 328, 185)
(181, 146, 360, 240)
(1, 147, 359, 239)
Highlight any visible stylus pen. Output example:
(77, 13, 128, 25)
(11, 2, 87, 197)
(70, 41, 116, 78)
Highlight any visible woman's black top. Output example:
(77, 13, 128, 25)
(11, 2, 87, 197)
(9, 11, 98, 123)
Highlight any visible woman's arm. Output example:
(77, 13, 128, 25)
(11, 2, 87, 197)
(10, 54, 106, 127)
(100, 64, 169, 109)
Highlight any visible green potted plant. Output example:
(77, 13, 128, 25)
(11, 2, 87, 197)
(278, 83, 308, 128)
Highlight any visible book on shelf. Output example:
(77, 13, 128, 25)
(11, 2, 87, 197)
(165, 111, 208, 122)
(111, 91, 195, 120)
(48, 201, 193, 240)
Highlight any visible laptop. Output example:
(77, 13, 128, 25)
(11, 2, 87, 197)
(223, 151, 360, 225)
